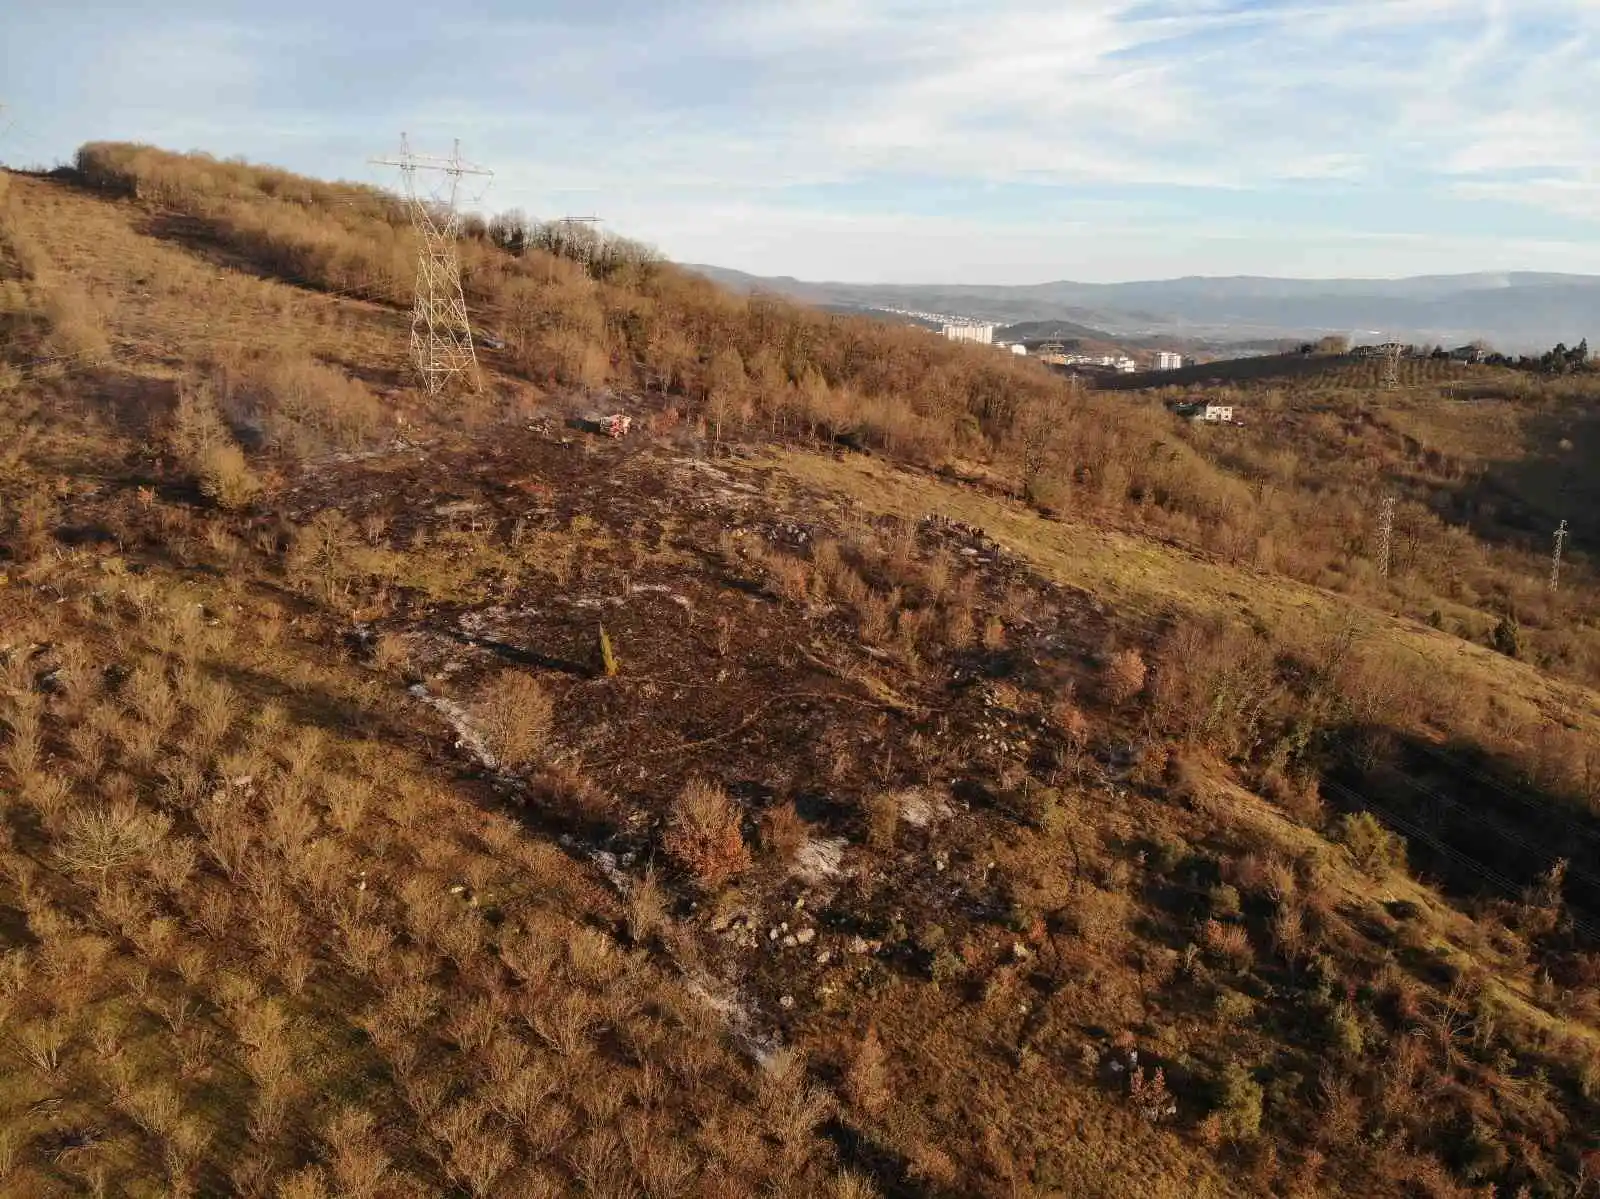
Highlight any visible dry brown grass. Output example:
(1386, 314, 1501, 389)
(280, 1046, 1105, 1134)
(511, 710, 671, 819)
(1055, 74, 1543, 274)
(3, 148, 1600, 1199)
(0, 503, 867, 1197)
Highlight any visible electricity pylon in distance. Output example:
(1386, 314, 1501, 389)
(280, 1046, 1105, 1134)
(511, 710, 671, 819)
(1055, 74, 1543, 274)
(1551, 519, 1569, 590)
(372, 134, 493, 395)
(1376, 495, 1396, 578)
(1380, 340, 1403, 391)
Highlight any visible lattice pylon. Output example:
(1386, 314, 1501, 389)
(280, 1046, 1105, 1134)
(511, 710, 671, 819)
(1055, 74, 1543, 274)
(1377, 495, 1396, 578)
(372, 134, 492, 395)
(1551, 519, 1569, 591)
(1380, 341, 1403, 391)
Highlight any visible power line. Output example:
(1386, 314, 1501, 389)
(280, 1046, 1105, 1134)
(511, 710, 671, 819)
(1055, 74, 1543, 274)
(371, 133, 492, 396)
(1322, 774, 1600, 943)
(1407, 740, 1600, 852)
(1370, 753, 1600, 893)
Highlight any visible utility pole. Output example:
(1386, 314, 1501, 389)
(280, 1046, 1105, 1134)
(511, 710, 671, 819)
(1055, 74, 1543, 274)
(371, 134, 493, 395)
(1380, 340, 1403, 392)
(1377, 496, 1396, 578)
(1551, 519, 1569, 590)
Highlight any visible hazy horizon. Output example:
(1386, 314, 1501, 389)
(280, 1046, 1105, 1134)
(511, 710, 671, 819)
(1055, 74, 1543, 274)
(5, 1, 1598, 283)
(688, 265, 1600, 289)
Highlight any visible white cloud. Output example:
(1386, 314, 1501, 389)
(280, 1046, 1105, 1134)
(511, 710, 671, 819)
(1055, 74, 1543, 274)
(468, 0, 1600, 204)
(13, 0, 1600, 278)
(1451, 178, 1600, 223)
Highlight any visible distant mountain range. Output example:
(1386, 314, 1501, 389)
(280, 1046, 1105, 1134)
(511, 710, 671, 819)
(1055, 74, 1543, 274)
(685, 266, 1600, 352)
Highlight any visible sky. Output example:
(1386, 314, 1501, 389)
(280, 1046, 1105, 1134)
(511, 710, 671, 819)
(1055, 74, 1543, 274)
(3, 0, 1598, 283)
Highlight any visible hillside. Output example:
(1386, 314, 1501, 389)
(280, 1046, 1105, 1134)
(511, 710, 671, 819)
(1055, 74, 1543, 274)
(682, 266, 1600, 350)
(2, 147, 1600, 1198)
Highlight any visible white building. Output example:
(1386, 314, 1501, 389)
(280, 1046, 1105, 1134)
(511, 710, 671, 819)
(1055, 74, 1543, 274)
(1201, 403, 1234, 422)
(942, 323, 995, 345)
(1153, 351, 1183, 371)
(1115, 357, 1137, 373)
(1010, 343, 1027, 356)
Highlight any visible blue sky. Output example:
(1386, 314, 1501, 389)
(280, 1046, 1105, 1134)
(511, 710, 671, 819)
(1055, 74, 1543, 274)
(3, 0, 1598, 283)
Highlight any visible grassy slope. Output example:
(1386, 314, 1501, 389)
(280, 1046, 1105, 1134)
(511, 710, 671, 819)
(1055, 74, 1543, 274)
(2, 166, 1599, 1198)
(772, 451, 1598, 741)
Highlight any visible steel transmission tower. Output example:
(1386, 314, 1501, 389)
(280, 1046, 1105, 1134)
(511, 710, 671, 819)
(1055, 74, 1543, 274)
(1376, 496, 1396, 578)
(1380, 340, 1403, 391)
(551, 215, 603, 271)
(1551, 519, 1569, 590)
(372, 134, 493, 395)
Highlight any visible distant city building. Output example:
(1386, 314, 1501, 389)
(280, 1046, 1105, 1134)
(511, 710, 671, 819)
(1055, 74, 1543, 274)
(1115, 357, 1137, 373)
(1153, 351, 1183, 371)
(1010, 343, 1027, 356)
(941, 323, 995, 345)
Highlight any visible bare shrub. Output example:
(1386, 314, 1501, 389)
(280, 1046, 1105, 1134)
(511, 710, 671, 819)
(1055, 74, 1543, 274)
(1070, 888, 1130, 952)
(982, 615, 1006, 650)
(1202, 919, 1254, 968)
(626, 867, 667, 946)
(372, 631, 413, 673)
(864, 791, 900, 850)
(285, 509, 358, 601)
(1101, 648, 1148, 706)
(475, 671, 553, 769)
(857, 591, 895, 646)
(759, 800, 808, 863)
(531, 763, 617, 834)
(941, 603, 975, 650)
(758, 1048, 836, 1170)
(845, 1024, 890, 1115)
(1, 487, 57, 565)
(1049, 693, 1090, 755)
(766, 553, 812, 605)
(56, 799, 172, 890)
(2, 707, 43, 789)
(169, 385, 261, 508)
(832, 1170, 881, 1199)
(1335, 812, 1406, 878)
(198, 443, 263, 510)
(42, 282, 111, 362)
(213, 351, 384, 455)
(1212, 1062, 1264, 1141)
(662, 777, 749, 890)
(12, 1013, 70, 1076)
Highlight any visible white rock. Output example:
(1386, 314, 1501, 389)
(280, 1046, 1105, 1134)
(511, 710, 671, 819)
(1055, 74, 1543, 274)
(796, 928, 816, 945)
